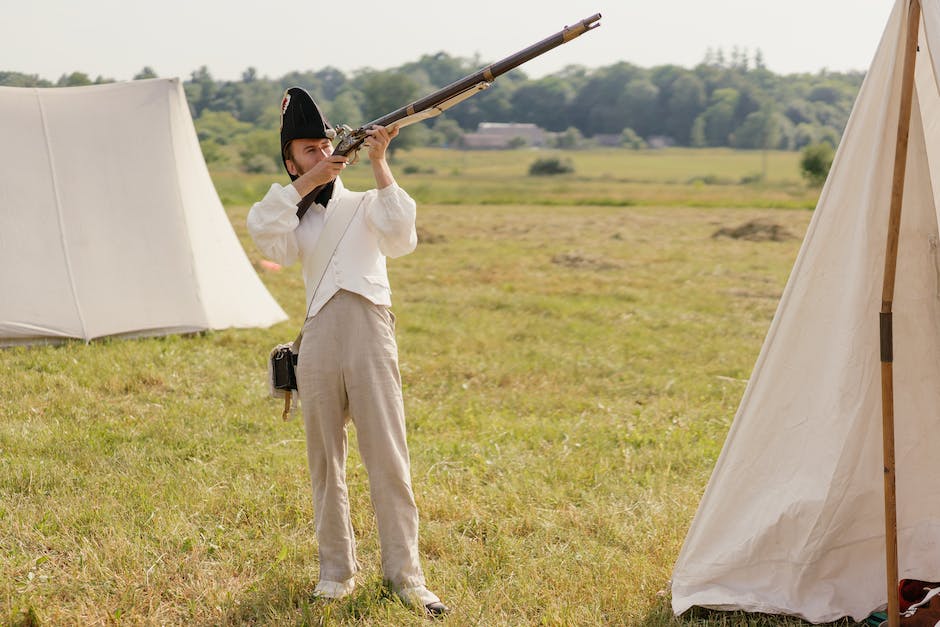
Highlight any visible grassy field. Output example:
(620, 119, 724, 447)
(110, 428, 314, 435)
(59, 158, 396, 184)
(1, 149, 864, 625)
(211, 147, 820, 210)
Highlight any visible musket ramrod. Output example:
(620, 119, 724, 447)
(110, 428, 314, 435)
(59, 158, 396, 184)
(297, 13, 602, 217)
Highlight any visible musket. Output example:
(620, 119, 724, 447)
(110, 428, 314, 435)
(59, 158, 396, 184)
(297, 12, 602, 218)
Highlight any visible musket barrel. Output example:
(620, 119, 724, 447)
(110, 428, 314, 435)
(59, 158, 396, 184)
(488, 13, 602, 77)
(367, 13, 601, 130)
(298, 13, 601, 217)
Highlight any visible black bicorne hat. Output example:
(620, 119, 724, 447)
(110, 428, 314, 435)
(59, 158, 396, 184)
(279, 86, 334, 181)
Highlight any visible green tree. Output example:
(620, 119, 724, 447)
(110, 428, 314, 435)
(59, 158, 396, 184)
(323, 90, 362, 128)
(784, 100, 814, 125)
(818, 126, 841, 148)
(428, 118, 464, 147)
(570, 62, 645, 135)
(665, 73, 706, 144)
(199, 139, 227, 165)
(793, 123, 819, 149)
(355, 70, 421, 121)
(234, 80, 280, 125)
(510, 77, 574, 131)
(554, 126, 584, 149)
(619, 78, 659, 138)
(255, 106, 281, 132)
(800, 141, 835, 185)
(2, 51, 857, 152)
(194, 110, 252, 145)
(313, 67, 350, 102)
(57, 72, 93, 87)
(400, 52, 472, 88)
(243, 154, 278, 173)
(731, 106, 780, 150)
(355, 70, 423, 153)
(808, 81, 848, 105)
(620, 128, 647, 150)
(0, 71, 51, 87)
(528, 156, 574, 175)
(185, 66, 216, 117)
(694, 88, 740, 146)
(690, 116, 707, 148)
(133, 67, 158, 80)
(447, 69, 525, 130)
(237, 129, 281, 173)
(732, 85, 762, 128)
(772, 113, 796, 150)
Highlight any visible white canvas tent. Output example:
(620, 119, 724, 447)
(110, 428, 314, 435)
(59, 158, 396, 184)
(672, 0, 940, 622)
(0, 78, 286, 345)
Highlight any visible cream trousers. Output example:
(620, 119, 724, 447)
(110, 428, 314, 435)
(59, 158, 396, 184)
(297, 290, 425, 590)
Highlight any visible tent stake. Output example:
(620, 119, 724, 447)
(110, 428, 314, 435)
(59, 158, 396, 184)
(880, 1, 920, 625)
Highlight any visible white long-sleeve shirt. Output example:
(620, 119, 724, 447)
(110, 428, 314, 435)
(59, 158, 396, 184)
(247, 177, 417, 318)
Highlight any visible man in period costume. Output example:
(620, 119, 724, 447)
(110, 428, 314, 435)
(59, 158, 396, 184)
(247, 87, 448, 617)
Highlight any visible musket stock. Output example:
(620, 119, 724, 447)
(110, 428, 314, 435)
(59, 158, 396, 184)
(296, 13, 601, 218)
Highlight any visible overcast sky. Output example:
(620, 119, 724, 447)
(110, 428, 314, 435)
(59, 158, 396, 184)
(4, 0, 896, 82)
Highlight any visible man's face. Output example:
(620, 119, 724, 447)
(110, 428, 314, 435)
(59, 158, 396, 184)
(285, 137, 334, 177)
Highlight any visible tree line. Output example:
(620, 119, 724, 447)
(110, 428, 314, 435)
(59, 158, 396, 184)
(1, 48, 862, 174)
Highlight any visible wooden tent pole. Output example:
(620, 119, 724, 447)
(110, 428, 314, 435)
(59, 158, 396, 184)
(880, 1, 921, 625)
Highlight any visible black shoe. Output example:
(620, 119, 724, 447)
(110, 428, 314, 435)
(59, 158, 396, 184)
(425, 601, 450, 617)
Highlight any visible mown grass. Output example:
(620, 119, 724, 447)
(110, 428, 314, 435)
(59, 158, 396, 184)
(212, 147, 819, 210)
(1, 149, 865, 625)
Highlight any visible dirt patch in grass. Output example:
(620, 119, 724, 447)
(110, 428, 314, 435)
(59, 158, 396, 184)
(417, 225, 446, 244)
(711, 219, 797, 242)
(551, 250, 623, 270)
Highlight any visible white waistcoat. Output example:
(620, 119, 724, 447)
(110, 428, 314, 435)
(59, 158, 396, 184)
(246, 178, 417, 317)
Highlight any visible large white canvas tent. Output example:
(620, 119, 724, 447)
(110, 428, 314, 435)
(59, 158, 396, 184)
(671, 0, 940, 622)
(0, 78, 286, 345)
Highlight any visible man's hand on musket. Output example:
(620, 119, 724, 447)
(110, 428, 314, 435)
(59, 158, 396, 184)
(306, 154, 348, 186)
(287, 137, 347, 198)
(363, 125, 399, 162)
(364, 125, 400, 189)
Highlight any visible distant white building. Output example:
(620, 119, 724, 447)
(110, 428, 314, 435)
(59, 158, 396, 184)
(461, 122, 547, 149)
(646, 135, 675, 149)
(592, 133, 623, 147)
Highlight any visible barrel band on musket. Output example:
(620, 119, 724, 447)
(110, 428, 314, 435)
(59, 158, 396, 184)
(407, 105, 416, 115)
(483, 67, 495, 82)
(563, 25, 585, 42)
